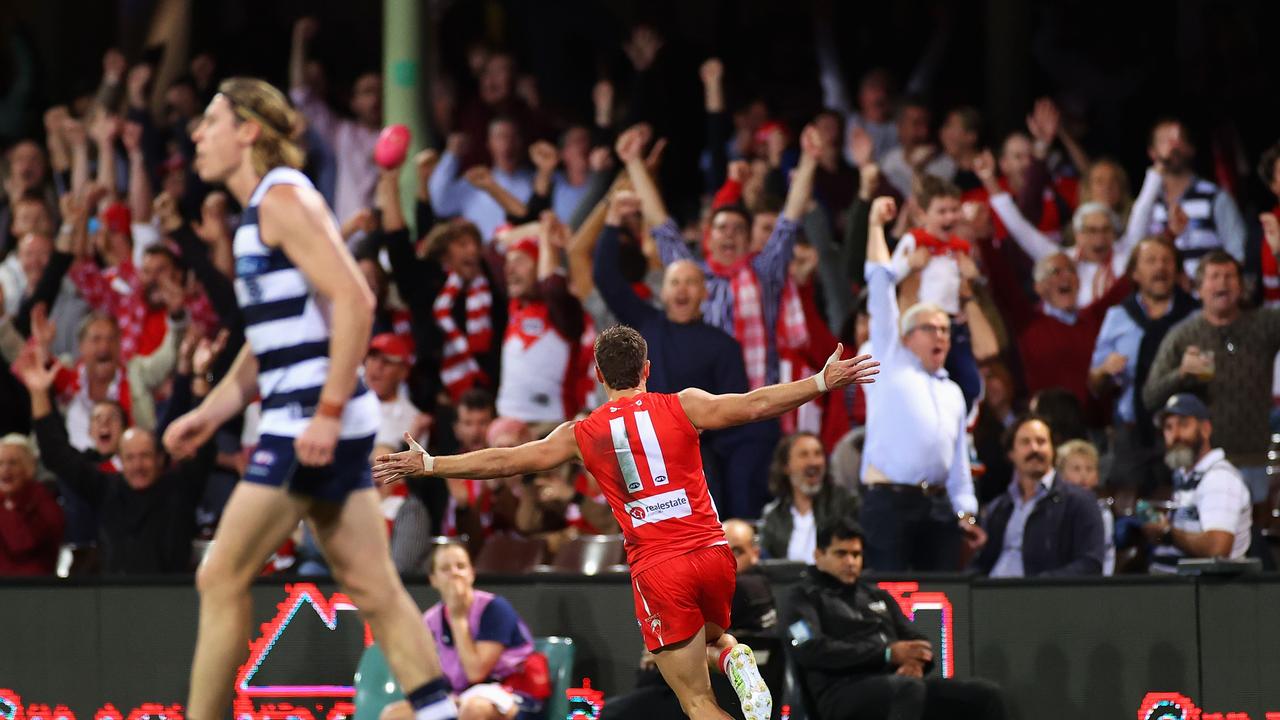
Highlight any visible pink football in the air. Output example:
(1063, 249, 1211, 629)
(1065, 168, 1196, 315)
(374, 124, 411, 169)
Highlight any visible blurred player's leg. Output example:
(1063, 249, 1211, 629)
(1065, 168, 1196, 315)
(188, 484, 308, 718)
(310, 488, 456, 719)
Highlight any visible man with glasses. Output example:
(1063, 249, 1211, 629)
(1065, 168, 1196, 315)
(859, 197, 984, 571)
(1144, 252, 1280, 502)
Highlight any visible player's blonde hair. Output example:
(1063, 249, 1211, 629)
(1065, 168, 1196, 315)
(218, 77, 306, 176)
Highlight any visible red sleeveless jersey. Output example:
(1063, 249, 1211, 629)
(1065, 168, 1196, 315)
(573, 392, 726, 574)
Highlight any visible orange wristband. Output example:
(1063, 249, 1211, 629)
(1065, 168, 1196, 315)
(316, 399, 345, 419)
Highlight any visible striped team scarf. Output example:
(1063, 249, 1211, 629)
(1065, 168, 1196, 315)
(433, 272, 493, 401)
(706, 254, 768, 390)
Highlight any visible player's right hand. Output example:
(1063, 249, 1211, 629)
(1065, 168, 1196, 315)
(821, 344, 880, 390)
(373, 432, 434, 485)
(163, 409, 215, 461)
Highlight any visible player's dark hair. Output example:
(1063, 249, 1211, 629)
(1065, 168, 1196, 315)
(916, 173, 961, 211)
(593, 325, 648, 391)
(817, 517, 864, 551)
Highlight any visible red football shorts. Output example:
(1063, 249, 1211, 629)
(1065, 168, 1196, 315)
(631, 543, 736, 651)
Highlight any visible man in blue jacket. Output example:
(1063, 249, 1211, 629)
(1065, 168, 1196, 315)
(974, 414, 1105, 577)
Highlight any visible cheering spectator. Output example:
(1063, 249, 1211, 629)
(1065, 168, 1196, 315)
(975, 152, 1130, 422)
(623, 121, 819, 388)
(973, 415, 1104, 577)
(365, 332, 430, 451)
(839, 70, 899, 164)
(1145, 118, 1246, 278)
(289, 17, 383, 226)
(937, 106, 982, 191)
(859, 196, 982, 571)
(452, 51, 551, 170)
(1056, 439, 1114, 576)
(1, 140, 54, 255)
(1144, 394, 1252, 573)
(760, 432, 860, 561)
(986, 154, 1162, 307)
(493, 224, 590, 425)
(0, 433, 64, 576)
(430, 121, 536, 241)
(1143, 251, 1280, 501)
(879, 97, 953, 198)
(889, 175, 971, 317)
(17, 343, 215, 574)
(1090, 238, 1196, 493)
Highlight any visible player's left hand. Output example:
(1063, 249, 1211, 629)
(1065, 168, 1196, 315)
(373, 432, 433, 485)
(295, 415, 341, 467)
(821, 344, 880, 390)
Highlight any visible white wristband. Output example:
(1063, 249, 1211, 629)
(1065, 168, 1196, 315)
(813, 371, 828, 393)
(422, 452, 435, 475)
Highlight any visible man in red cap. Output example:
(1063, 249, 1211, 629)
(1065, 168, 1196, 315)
(495, 229, 590, 425)
(365, 332, 430, 451)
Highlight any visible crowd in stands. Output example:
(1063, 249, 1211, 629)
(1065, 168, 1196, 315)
(3, 6, 1279, 581)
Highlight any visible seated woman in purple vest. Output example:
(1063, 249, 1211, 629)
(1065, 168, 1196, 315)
(382, 542, 546, 720)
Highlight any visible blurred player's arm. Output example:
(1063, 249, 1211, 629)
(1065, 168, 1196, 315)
(677, 347, 879, 431)
(374, 422, 581, 484)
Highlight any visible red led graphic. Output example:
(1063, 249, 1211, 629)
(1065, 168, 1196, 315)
(235, 583, 369, 699)
(877, 581, 956, 678)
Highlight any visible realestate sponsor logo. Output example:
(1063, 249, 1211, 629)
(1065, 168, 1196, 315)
(624, 488, 692, 526)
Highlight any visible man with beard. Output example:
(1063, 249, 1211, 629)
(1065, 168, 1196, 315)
(973, 415, 1104, 577)
(1091, 238, 1197, 494)
(1144, 119, 1246, 280)
(1143, 394, 1251, 574)
(1143, 251, 1280, 501)
(760, 432, 859, 561)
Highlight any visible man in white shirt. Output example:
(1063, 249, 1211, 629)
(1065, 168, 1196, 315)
(1144, 393, 1252, 573)
(859, 197, 985, 571)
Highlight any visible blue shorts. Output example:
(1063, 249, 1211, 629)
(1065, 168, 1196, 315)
(243, 433, 375, 502)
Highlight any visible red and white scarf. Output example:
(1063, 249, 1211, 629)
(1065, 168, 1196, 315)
(707, 254, 769, 389)
(777, 280, 816, 433)
(433, 272, 493, 401)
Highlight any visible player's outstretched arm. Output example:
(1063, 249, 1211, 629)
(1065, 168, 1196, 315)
(678, 345, 878, 431)
(373, 421, 581, 485)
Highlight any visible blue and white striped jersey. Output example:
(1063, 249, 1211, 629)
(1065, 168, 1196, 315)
(233, 167, 379, 440)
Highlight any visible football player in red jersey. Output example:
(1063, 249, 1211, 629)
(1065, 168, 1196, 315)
(376, 325, 878, 720)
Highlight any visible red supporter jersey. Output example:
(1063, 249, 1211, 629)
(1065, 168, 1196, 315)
(573, 392, 726, 575)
